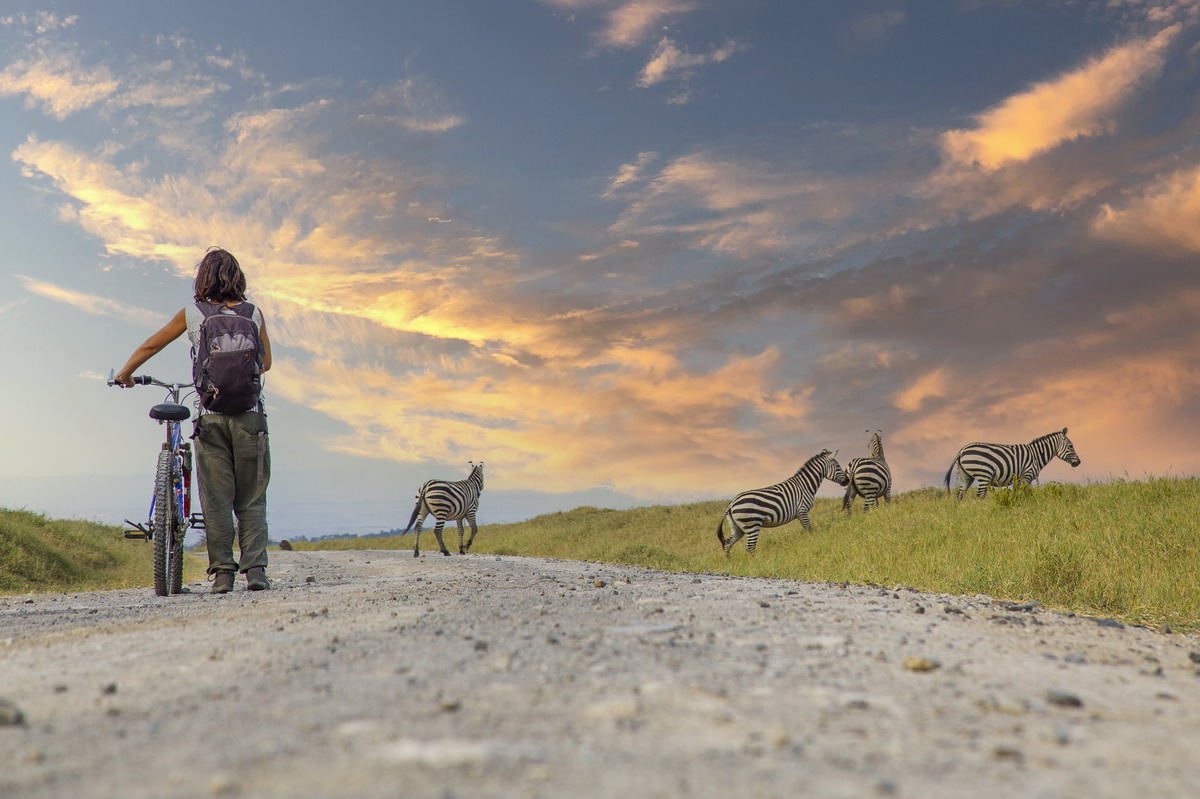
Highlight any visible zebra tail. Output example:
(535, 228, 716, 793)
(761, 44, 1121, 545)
(943, 456, 959, 494)
(716, 511, 728, 546)
(400, 498, 422, 536)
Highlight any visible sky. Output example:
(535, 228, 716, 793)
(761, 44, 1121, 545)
(0, 1, 1198, 538)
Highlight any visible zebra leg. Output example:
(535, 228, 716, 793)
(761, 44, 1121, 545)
(883, 487, 892, 504)
(954, 473, 972, 501)
(462, 512, 479, 553)
(456, 519, 466, 554)
(976, 483, 989, 499)
(744, 523, 763, 555)
(432, 516, 451, 556)
(412, 516, 425, 558)
(723, 518, 745, 559)
(797, 510, 812, 531)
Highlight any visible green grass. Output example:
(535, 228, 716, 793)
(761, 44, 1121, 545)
(296, 478, 1200, 631)
(0, 508, 205, 595)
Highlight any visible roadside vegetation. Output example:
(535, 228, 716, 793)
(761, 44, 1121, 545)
(295, 478, 1200, 632)
(0, 509, 204, 594)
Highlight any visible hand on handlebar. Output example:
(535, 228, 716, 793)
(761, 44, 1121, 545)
(109, 369, 149, 388)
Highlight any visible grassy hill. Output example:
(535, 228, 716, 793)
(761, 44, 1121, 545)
(295, 478, 1200, 632)
(0, 509, 204, 595)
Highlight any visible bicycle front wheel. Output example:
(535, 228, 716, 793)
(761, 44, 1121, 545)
(152, 449, 176, 597)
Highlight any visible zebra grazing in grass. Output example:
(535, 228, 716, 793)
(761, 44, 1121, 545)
(944, 428, 1080, 500)
(843, 429, 892, 514)
(717, 449, 849, 558)
(402, 462, 485, 557)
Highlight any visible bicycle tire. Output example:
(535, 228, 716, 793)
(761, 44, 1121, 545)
(153, 449, 174, 596)
(169, 492, 184, 594)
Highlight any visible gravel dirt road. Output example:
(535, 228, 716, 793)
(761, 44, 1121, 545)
(2, 549, 1199, 798)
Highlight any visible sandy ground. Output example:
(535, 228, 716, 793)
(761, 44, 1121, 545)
(1, 550, 1199, 799)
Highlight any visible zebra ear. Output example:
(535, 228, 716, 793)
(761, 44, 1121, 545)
(1062, 427, 1068, 434)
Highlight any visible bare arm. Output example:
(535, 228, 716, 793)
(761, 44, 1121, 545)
(114, 309, 188, 387)
(259, 318, 272, 372)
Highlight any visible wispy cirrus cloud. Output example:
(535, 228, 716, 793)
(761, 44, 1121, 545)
(543, 0, 740, 102)
(544, 0, 697, 48)
(636, 37, 743, 88)
(0, 50, 117, 119)
(17, 275, 165, 324)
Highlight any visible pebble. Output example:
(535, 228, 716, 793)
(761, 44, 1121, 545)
(101, 683, 118, 695)
(1045, 690, 1083, 708)
(0, 698, 26, 726)
(902, 656, 940, 672)
(993, 744, 1023, 762)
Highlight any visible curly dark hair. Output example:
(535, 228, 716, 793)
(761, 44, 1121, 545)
(193, 248, 247, 303)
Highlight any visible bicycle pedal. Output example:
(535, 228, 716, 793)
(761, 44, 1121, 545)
(188, 513, 207, 529)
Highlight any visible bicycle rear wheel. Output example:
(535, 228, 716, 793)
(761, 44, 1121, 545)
(153, 449, 175, 596)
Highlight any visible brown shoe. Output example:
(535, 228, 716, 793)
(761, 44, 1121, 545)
(245, 567, 270, 591)
(210, 572, 235, 594)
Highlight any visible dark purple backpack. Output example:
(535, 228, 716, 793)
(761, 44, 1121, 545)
(193, 302, 262, 414)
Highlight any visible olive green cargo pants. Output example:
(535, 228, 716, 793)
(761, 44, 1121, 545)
(194, 411, 270, 575)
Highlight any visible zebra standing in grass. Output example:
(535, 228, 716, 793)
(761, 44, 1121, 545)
(717, 449, 849, 558)
(402, 462, 485, 557)
(843, 429, 892, 514)
(944, 428, 1080, 500)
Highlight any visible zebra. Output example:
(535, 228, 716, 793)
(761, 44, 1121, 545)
(843, 429, 892, 514)
(944, 428, 1080, 500)
(402, 462, 485, 557)
(716, 449, 849, 558)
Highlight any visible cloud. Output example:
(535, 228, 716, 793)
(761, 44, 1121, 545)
(636, 37, 742, 88)
(543, 0, 698, 48)
(603, 0, 697, 48)
(0, 12, 79, 34)
(892, 367, 952, 413)
(0, 51, 118, 119)
(17, 275, 166, 324)
(940, 26, 1177, 171)
(603, 150, 658, 196)
(1092, 164, 1200, 252)
(362, 80, 466, 133)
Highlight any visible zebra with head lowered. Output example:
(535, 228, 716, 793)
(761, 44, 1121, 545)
(717, 449, 849, 558)
(945, 428, 1080, 500)
(843, 429, 892, 514)
(402, 462, 485, 557)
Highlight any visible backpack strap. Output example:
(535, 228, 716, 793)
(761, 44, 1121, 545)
(197, 301, 255, 318)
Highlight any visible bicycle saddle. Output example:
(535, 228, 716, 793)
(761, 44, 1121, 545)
(149, 403, 191, 421)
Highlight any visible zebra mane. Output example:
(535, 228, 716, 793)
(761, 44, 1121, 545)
(796, 449, 831, 474)
(1029, 430, 1063, 446)
(868, 429, 884, 459)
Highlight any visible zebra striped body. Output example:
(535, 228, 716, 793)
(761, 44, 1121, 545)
(403, 462, 485, 557)
(945, 428, 1080, 500)
(717, 450, 849, 557)
(843, 430, 892, 514)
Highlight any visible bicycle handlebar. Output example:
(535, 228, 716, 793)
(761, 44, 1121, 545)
(106, 369, 191, 389)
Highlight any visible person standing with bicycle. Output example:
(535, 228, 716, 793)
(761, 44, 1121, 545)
(115, 248, 273, 594)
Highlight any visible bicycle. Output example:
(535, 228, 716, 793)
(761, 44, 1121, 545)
(108, 370, 206, 596)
